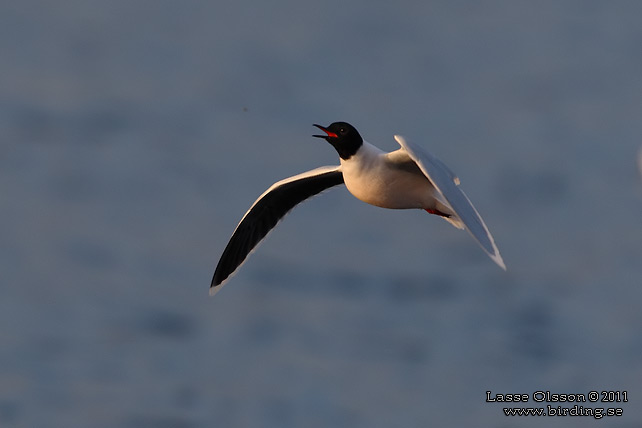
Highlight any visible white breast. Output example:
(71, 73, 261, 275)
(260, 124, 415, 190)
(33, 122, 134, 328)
(340, 141, 438, 210)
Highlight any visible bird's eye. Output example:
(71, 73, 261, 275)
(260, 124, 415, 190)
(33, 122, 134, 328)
(340, 128, 345, 134)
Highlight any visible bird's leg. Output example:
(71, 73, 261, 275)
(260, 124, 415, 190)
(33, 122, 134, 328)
(424, 208, 452, 218)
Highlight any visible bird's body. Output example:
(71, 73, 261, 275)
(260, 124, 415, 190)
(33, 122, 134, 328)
(211, 122, 505, 295)
(341, 141, 455, 216)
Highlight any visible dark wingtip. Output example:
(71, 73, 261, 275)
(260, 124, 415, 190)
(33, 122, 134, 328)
(210, 272, 225, 296)
(209, 283, 222, 297)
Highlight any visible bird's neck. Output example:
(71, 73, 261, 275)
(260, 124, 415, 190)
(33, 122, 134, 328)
(340, 141, 384, 167)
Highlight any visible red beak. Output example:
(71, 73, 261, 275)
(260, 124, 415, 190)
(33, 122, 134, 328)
(313, 124, 338, 139)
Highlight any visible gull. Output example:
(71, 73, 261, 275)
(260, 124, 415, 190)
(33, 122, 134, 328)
(211, 122, 505, 295)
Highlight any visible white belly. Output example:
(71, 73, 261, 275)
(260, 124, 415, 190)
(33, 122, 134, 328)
(341, 145, 438, 209)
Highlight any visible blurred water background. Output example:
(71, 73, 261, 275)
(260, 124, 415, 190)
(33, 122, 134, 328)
(2, 1, 642, 427)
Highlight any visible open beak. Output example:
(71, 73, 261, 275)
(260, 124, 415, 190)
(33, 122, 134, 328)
(313, 124, 338, 139)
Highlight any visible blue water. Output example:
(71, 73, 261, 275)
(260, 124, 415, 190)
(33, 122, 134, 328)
(2, 1, 642, 427)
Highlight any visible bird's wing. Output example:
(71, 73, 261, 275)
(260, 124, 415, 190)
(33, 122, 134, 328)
(394, 135, 505, 270)
(211, 166, 344, 294)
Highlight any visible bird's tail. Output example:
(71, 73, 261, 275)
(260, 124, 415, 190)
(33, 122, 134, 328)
(442, 214, 464, 229)
(424, 208, 464, 229)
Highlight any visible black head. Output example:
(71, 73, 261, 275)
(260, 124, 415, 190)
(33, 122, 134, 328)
(313, 122, 363, 160)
